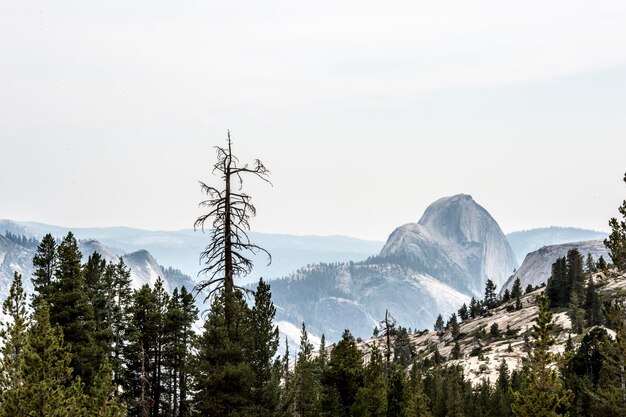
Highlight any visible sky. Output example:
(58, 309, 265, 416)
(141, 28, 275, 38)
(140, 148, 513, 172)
(1, 0, 626, 241)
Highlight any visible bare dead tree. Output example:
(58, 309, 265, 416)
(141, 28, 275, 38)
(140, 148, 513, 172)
(194, 131, 271, 301)
(375, 309, 396, 372)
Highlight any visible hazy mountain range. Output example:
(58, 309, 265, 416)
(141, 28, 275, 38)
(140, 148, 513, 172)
(0, 207, 609, 344)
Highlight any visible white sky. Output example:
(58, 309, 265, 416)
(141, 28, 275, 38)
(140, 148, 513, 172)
(1, 0, 626, 241)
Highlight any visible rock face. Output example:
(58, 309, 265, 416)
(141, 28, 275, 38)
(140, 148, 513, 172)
(500, 240, 610, 294)
(270, 194, 517, 341)
(380, 195, 518, 296)
(506, 227, 608, 265)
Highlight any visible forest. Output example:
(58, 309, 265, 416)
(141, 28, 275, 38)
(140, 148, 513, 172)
(1, 138, 626, 417)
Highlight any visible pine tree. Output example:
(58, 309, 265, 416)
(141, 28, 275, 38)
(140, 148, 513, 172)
(51, 231, 102, 388)
(321, 330, 364, 417)
(291, 323, 321, 416)
(458, 303, 469, 321)
(434, 314, 444, 335)
(87, 358, 126, 417)
(490, 360, 512, 417)
(1, 301, 87, 417)
(248, 278, 281, 414)
(584, 279, 602, 327)
(450, 341, 462, 360)
(511, 294, 573, 416)
(502, 289, 511, 303)
(0, 272, 29, 401)
(511, 278, 523, 300)
(484, 279, 498, 309)
(586, 252, 597, 273)
(192, 290, 254, 416)
(403, 363, 432, 417)
(604, 172, 626, 270)
(31, 233, 57, 307)
(393, 326, 414, 367)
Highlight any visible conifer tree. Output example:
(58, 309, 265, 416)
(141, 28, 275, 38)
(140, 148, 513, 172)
(290, 323, 322, 416)
(192, 290, 254, 416)
(403, 363, 432, 417)
(484, 279, 498, 309)
(434, 314, 444, 335)
(31, 233, 57, 307)
(351, 345, 387, 417)
(584, 279, 602, 327)
(87, 358, 126, 417)
(51, 231, 102, 388)
(393, 326, 414, 367)
(458, 303, 469, 321)
(248, 279, 281, 414)
(1, 301, 87, 417)
(511, 294, 573, 416)
(511, 277, 522, 300)
(321, 330, 364, 417)
(0, 272, 29, 401)
(604, 172, 626, 270)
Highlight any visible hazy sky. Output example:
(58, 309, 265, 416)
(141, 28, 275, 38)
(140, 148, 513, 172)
(2, 0, 626, 241)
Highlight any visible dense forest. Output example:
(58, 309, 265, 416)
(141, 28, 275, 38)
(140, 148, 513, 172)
(1, 136, 625, 417)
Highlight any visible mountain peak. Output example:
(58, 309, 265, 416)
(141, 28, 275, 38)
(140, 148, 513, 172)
(380, 195, 518, 296)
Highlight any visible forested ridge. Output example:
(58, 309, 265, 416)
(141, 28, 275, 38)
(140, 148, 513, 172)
(1, 136, 625, 417)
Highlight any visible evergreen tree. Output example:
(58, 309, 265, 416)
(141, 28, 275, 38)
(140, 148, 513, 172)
(590, 300, 626, 415)
(511, 294, 573, 416)
(447, 313, 460, 340)
(31, 233, 57, 307)
(502, 289, 511, 303)
(525, 284, 534, 295)
(403, 363, 432, 417)
(584, 279, 602, 327)
(321, 330, 364, 417)
(87, 358, 126, 417)
(386, 365, 405, 417)
(434, 315, 444, 335)
(458, 303, 469, 321)
(490, 360, 512, 417)
(291, 323, 321, 417)
(511, 278, 523, 300)
(393, 327, 414, 367)
(192, 290, 254, 416)
(597, 255, 608, 271)
(51, 231, 102, 388)
(1, 301, 86, 417)
(604, 172, 626, 270)
(248, 279, 281, 414)
(585, 252, 597, 273)
(0, 272, 29, 401)
(450, 341, 462, 360)
(484, 279, 497, 309)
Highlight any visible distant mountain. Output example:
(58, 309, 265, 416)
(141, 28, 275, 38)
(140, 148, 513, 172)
(269, 194, 517, 341)
(500, 240, 610, 294)
(380, 194, 518, 295)
(506, 227, 607, 265)
(0, 235, 196, 301)
(0, 220, 383, 285)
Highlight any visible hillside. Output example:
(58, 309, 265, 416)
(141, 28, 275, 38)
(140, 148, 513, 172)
(354, 267, 626, 385)
(500, 240, 610, 295)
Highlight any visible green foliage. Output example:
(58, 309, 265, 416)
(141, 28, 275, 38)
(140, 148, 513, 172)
(510, 294, 573, 416)
(434, 314, 444, 334)
(0, 272, 29, 402)
(458, 304, 469, 321)
(511, 278, 523, 300)
(394, 327, 414, 367)
(321, 330, 364, 417)
(0, 301, 87, 417)
(291, 323, 321, 417)
(192, 290, 255, 416)
(484, 279, 497, 309)
(31, 233, 57, 307)
(350, 345, 386, 417)
(604, 172, 626, 270)
(50, 232, 102, 388)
